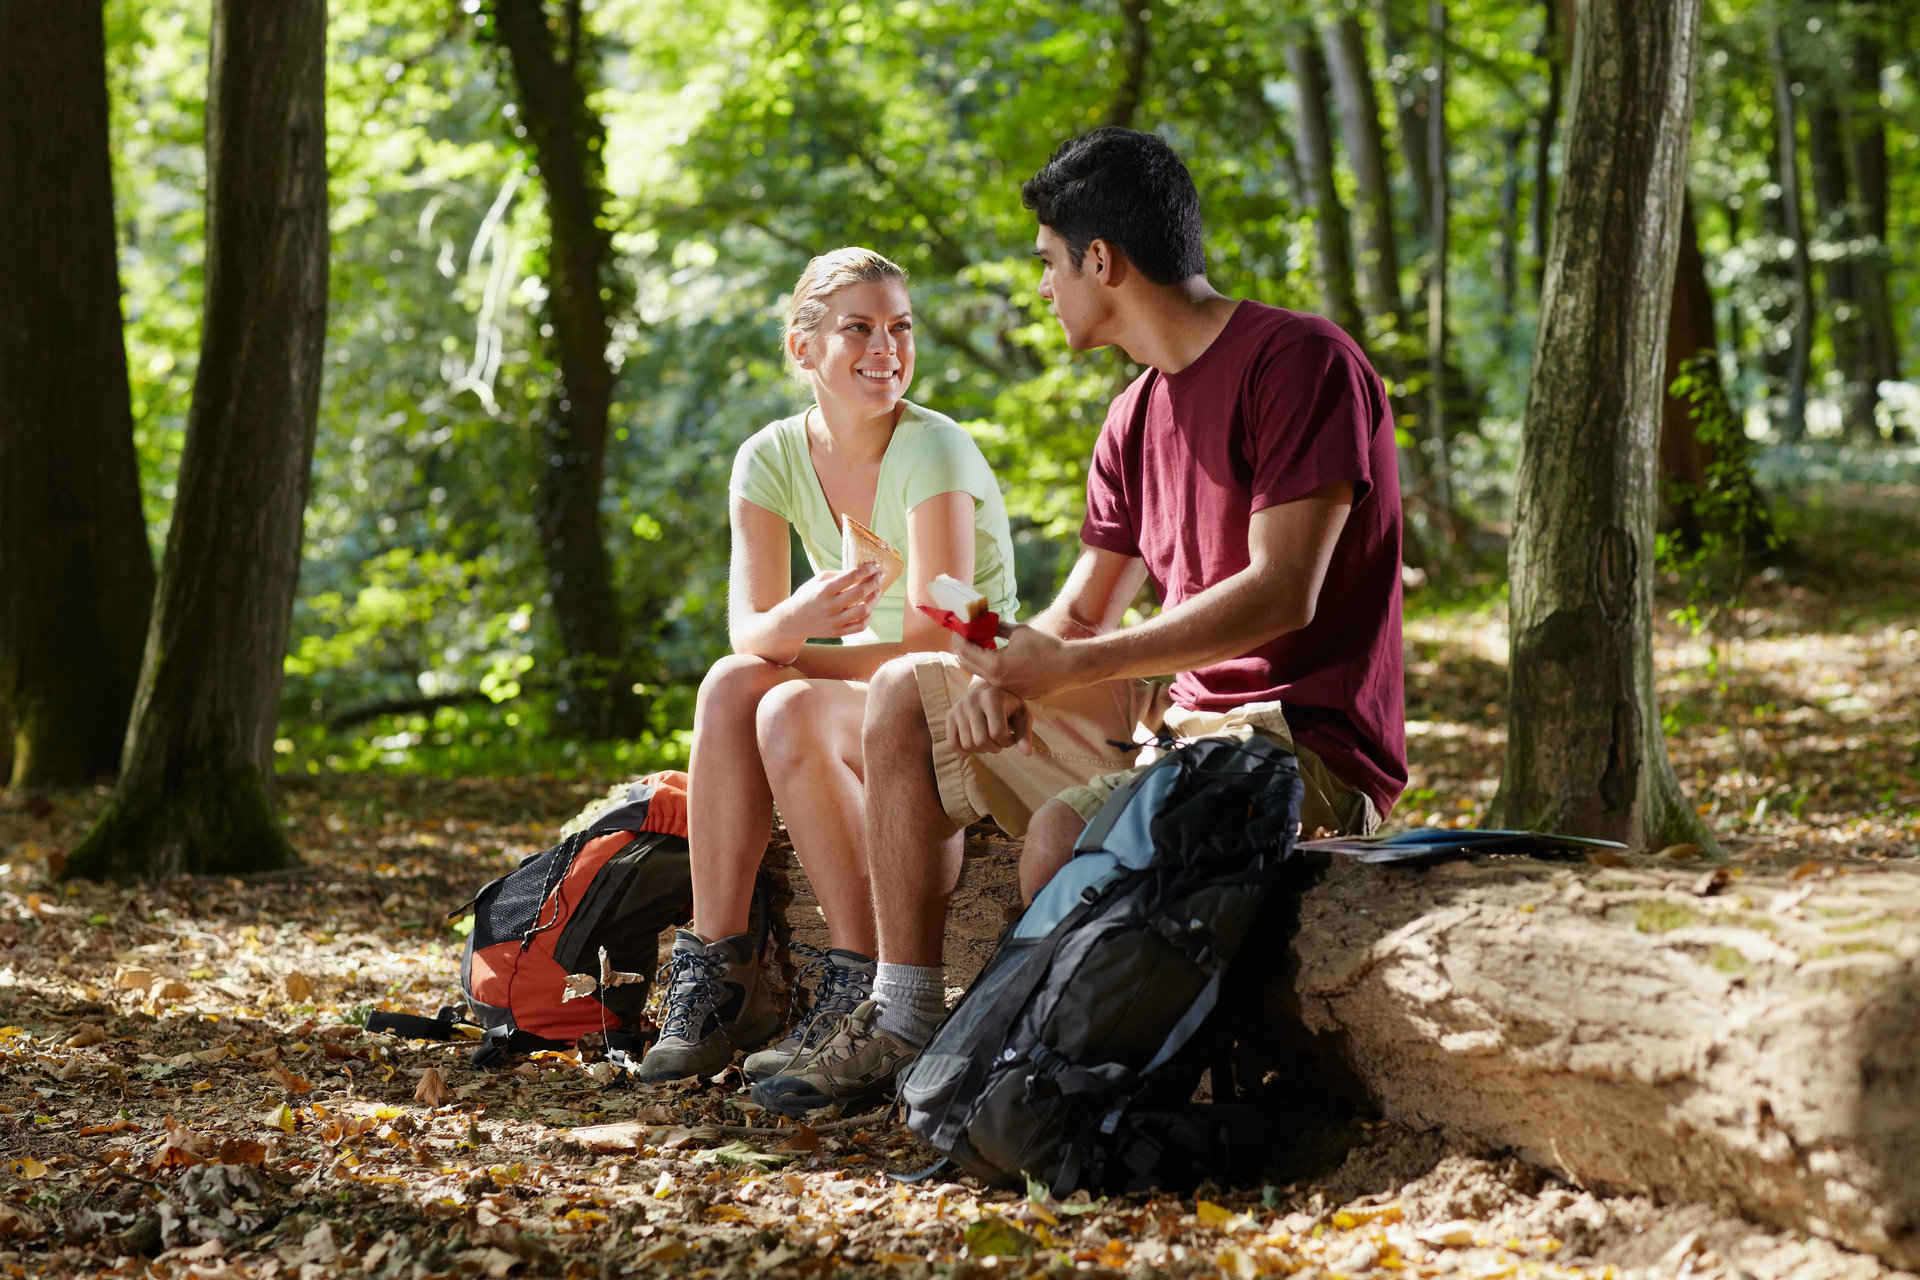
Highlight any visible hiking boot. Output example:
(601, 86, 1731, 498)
(630, 930, 781, 1083)
(742, 948, 875, 1083)
(748, 999, 918, 1117)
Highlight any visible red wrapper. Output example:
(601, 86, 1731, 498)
(916, 603, 1001, 649)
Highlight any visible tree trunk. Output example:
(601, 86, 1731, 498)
(1768, 30, 1813, 443)
(0, 3, 154, 790)
(64, 0, 328, 881)
(1530, 0, 1568, 298)
(1283, 39, 1364, 339)
(1845, 21, 1900, 438)
(1424, 0, 1454, 536)
(1321, 15, 1406, 334)
(1103, 0, 1152, 131)
(1372, 0, 1432, 242)
(1291, 852, 1920, 1271)
(1658, 193, 1714, 534)
(1493, 0, 1714, 852)
(1806, 94, 1875, 441)
(489, 0, 639, 740)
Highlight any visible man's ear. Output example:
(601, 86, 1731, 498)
(1086, 238, 1126, 286)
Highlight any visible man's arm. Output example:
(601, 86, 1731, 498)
(955, 480, 1353, 701)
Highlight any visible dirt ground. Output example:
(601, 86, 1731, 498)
(1, 489, 1916, 1279)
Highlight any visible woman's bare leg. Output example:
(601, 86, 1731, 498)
(755, 678, 877, 956)
(688, 654, 797, 942)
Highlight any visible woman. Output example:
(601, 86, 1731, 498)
(634, 248, 1019, 1083)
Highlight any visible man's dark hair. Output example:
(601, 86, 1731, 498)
(1020, 127, 1205, 285)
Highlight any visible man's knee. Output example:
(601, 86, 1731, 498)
(1019, 799, 1088, 904)
(863, 656, 931, 759)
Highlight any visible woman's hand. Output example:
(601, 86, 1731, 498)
(781, 563, 884, 641)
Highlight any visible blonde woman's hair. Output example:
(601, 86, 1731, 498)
(784, 247, 908, 375)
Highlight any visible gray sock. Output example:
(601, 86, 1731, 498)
(871, 961, 945, 1047)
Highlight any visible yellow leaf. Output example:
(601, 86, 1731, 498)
(1196, 1200, 1237, 1228)
(9, 1158, 48, 1179)
(63, 1024, 108, 1049)
(265, 1103, 296, 1134)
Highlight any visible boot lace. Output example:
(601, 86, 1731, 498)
(655, 945, 726, 1042)
(782, 945, 872, 1051)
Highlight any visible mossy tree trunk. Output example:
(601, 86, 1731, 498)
(65, 0, 328, 881)
(0, 2, 154, 791)
(1494, 0, 1715, 852)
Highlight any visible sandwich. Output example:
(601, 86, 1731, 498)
(841, 513, 904, 594)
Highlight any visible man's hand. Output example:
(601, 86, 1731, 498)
(946, 678, 1034, 755)
(951, 623, 1085, 703)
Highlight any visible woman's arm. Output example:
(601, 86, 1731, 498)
(785, 488, 976, 681)
(727, 495, 879, 664)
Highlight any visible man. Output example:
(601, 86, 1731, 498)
(752, 126, 1405, 1117)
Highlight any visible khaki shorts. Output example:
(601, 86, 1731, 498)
(911, 653, 1380, 840)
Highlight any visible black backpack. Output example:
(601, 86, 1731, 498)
(898, 734, 1305, 1194)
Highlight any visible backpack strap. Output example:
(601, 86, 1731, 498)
(366, 1005, 470, 1040)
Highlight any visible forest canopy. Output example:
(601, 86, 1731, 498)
(24, 0, 1920, 778)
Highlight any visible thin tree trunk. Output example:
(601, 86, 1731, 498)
(1846, 21, 1901, 438)
(1372, 0, 1432, 241)
(66, 0, 328, 880)
(0, 3, 154, 790)
(1807, 94, 1875, 440)
(1425, 0, 1454, 533)
(1768, 29, 1813, 443)
(1493, 0, 1715, 852)
(1530, 0, 1567, 298)
(1321, 15, 1406, 333)
(1497, 126, 1523, 351)
(1284, 39, 1364, 338)
(489, 0, 638, 739)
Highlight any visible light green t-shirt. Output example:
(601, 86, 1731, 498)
(729, 400, 1020, 643)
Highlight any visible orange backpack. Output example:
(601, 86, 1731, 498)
(450, 771, 769, 1066)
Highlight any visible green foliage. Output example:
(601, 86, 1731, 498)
(92, 0, 1916, 775)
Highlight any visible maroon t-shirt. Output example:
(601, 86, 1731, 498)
(1079, 301, 1407, 817)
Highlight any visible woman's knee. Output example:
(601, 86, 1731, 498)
(753, 680, 842, 774)
(695, 653, 786, 729)
(1019, 799, 1088, 903)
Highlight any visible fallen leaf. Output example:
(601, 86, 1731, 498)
(1418, 1220, 1479, 1247)
(154, 979, 192, 1002)
(414, 1066, 450, 1106)
(115, 968, 158, 992)
(565, 1121, 644, 1153)
(0, 1205, 46, 1241)
(78, 1118, 135, 1137)
(63, 1024, 109, 1049)
(283, 972, 315, 1003)
(7, 1157, 48, 1179)
(1656, 843, 1704, 860)
(1692, 867, 1731, 896)
(263, 1103, 297, 1134)
(778, 1124, 821, 1153)
(964, 1216, 1038, 1258)
(218, 1138, 269, 1167)
(561, 972, 598, 1001)
(270, 1064, 314, 1094)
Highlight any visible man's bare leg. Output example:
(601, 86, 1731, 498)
(1018, 799, 1088, 905)
(862, 656, 965, 968)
